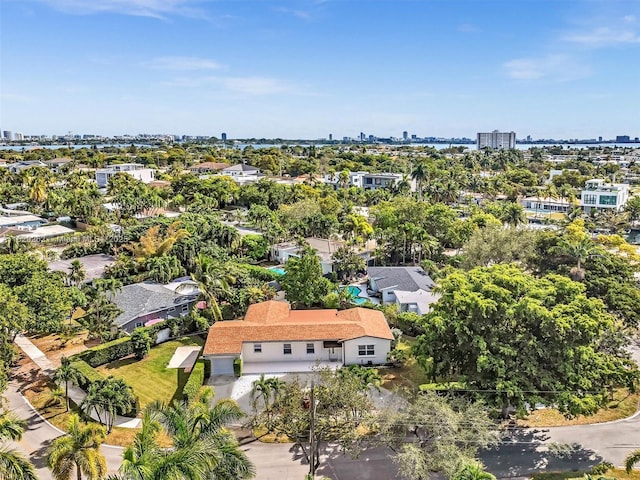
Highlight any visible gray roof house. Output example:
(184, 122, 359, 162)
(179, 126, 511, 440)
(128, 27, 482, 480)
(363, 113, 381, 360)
(368, 266, 435, 307)
(109, 282, 199, 332)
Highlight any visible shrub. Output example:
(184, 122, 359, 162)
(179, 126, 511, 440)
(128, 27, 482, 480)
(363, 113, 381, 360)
(183, 359, 205, 403)
(131, 328, 151, 360)
(203, 358, 211, 379)
(396, 312, 426, 337)
(75, 336, 133, 367)
(238, 264, 280, 283)
(233, 357, 242, 377)
(70, 359, 104, 390)
(322, 292, 340, 309)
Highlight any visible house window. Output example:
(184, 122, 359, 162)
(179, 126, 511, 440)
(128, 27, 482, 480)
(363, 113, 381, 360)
(599, 195, 617, 206)
(583, 194, 597, 205)
(358, 345, 375, 356)
(283, 343, 292, 355)
(181, 305, 189, 314)
(135, 322, 143, 328)
(307, 343, 315, 354)
(254, 343, 262, 353)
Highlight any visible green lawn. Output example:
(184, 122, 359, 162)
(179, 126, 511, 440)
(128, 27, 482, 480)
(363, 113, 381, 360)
(97, 336, 204, 410)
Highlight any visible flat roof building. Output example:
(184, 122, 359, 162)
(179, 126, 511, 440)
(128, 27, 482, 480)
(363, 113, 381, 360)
(477, 130, 516, 150)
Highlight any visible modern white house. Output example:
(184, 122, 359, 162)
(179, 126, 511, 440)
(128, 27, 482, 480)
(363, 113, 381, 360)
(95, 164, 155, 188)
(325, 171, 414, 191)
(520, 196, 573, 217)
(368, 266, 435, 305)
(202, 300, 394, 376)
(580, 179, 630, 212)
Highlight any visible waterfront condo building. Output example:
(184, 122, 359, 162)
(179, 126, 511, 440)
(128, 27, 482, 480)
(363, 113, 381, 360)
(477, 130, 516, 150)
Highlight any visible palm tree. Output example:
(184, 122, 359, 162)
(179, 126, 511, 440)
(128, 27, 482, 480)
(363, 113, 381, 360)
(559, 236, 596, 281)
(411, 160, 429, 200)
(626, 449, 640, 473)
(250, 374, 273, 413)
(53, 356, 81, 412)
(501, 202, 526, 227)
(0, 410, 38, 480)
(68, 260, 86, 287)
(46, 414, 107, 480)
(122, 394, 254, 480)
(452, 461, 496, 480)
(80, 377, 135, 433)
(179, 254, 234, 322)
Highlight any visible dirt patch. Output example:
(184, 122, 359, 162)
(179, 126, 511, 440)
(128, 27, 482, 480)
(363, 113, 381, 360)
(11, 351, 50, 393)
(29, 331, 96, 366)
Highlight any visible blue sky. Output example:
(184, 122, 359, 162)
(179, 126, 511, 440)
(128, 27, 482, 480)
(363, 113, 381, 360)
(1, 0, 639, 139)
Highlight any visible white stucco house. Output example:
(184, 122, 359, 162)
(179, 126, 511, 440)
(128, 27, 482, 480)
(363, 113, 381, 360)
(580, 179, 630, 212)
(202, 300, 394, 376)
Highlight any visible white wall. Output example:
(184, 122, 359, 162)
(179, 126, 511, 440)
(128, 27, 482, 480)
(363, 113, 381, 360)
(381, 289, 396, 304)
(242, 341, 337, 363)
(343, 337, 390, 366)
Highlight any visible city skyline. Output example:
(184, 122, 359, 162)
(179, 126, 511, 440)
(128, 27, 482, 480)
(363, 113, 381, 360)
(2, 0, 640, 138)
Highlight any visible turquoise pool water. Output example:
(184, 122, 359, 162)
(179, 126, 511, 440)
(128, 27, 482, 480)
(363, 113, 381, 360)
(269, 267, 286, 275)
(343, 286, 367, 305)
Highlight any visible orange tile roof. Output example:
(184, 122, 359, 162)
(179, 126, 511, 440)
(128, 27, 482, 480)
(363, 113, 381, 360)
(203, 300, 393, 356)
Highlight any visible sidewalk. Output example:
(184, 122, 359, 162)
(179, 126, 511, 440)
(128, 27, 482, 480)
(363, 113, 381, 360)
(14, 334, 141, 428)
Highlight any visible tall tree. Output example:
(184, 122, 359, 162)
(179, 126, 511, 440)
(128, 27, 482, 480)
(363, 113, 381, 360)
(0, 410, 38, 480)
(68, 260, 87, 287)
(415, 264, 638, 417)
(46, 414, 107, 480)
(53, 356, 81, 412)
(377, 393, 498, 480)
(279, 244, 333, 308)
(179, 254, 234, 322)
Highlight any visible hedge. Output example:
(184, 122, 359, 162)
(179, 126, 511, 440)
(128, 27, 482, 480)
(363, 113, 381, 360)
(75, 336, 134, 368)
(233, 357, 242, 377)
(239, 264, 280, 283)
(182, 359, 205, 403)
(70, 359, 104, 390)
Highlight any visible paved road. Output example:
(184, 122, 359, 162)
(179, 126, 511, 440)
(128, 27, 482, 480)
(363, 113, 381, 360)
(5, 382, 124, 480)
(9, 341, 640, 479)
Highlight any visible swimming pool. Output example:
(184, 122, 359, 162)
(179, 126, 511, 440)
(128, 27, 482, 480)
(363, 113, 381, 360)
(342, 286, 367, 305)
(269, 267, 286, 275)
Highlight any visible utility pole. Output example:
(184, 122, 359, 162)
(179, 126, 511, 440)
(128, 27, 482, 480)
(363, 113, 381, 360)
(308, 381, 316, 477)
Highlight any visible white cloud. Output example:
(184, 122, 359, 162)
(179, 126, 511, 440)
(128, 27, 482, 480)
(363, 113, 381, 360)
(35, 0, 201, 19)
(220, 76, 291, 95)
(273, 7, 312, 20)
(143, 56, 222, 71)
(161, 75, 297, 96)
(564, 26, 640, 47)
(503, 54, 590, 81)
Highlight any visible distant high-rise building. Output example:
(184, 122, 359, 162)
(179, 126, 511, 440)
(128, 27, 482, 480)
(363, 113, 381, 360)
(598, 136, 603, 142)
(368, 135, 375, 142)
(616, 135, 631, 143)
(476, 130, 516, 150)
(403, 131, 408, 140)
(526, 135, 532, 142)
(221, 132, 227, 141)
(411, 134, 417, 140)
(2, 131, 12, 141)
(14, 132, 23, 141)
(359, 132, 365, 142)
(328, 133, 333, 141)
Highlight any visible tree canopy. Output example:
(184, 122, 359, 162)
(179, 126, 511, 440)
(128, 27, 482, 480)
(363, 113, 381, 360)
(415, 263, 638, 416)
